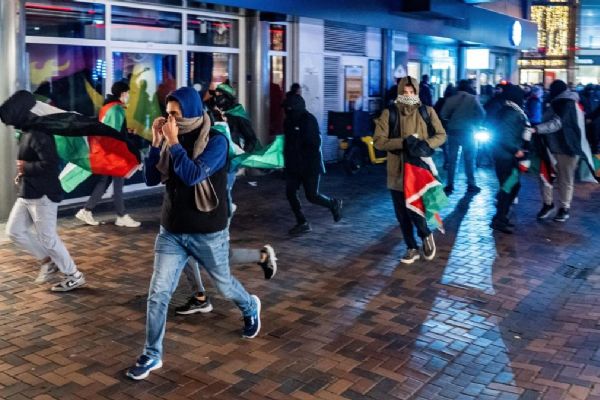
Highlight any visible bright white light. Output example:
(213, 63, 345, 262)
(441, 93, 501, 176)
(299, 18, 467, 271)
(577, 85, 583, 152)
(475, 129, 490, 142)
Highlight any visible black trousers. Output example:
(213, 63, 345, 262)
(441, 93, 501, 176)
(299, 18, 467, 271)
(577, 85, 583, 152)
(391, 190, 431, 250)
(286, 174, 333, 224)
(493, 158, 521, 223)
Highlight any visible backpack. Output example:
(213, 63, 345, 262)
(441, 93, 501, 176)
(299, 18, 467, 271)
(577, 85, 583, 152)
(387, 104, 435, 155)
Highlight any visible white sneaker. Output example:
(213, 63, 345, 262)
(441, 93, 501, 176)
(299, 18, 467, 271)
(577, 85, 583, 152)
(35, 261, 59, 284)
(231, 203, 238, 214)
(51, 271, 86, 292)
(115, 214, 141, 228)
(75, 209, 99, 226)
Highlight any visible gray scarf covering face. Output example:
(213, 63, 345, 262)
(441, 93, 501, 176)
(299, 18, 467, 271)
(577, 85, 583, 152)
(156, 111, 219, 212)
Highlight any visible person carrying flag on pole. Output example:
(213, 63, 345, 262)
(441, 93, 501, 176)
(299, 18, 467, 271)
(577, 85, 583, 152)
(374, 76, 447, 264)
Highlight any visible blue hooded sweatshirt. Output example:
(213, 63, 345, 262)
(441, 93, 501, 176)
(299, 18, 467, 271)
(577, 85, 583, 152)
(144, 87, 227, 187)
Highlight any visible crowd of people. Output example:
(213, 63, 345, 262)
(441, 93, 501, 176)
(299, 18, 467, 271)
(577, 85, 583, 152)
(1, 70, 597, 380)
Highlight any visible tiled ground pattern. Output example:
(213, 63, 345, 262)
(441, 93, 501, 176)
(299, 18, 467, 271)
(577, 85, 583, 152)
(0, 162, 599, 400)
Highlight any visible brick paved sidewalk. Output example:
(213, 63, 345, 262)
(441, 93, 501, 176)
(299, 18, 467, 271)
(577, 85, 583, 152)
(0, 163, 599, 400)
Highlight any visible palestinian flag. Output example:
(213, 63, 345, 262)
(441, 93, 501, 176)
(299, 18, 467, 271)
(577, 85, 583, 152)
(403, 156, 448, 233)
(575, 102, 599, 183)
(0, 90, 141, 192)
(230, 135, 285, 170)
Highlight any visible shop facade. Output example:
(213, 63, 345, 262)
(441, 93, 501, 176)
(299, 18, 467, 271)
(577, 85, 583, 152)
(0, 0, 537, 218)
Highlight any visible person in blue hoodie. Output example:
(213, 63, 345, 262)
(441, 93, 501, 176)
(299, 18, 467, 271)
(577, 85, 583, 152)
(126, 87, 262, 381)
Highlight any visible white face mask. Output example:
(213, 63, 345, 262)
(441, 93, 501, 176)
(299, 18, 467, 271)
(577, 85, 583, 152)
(121, 93, 130, 104)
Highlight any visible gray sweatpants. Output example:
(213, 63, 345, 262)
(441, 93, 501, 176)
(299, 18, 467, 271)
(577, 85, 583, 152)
(6, 196, 78, 275)
(540, 154, 580, 209)
(85, 176, 125, 216)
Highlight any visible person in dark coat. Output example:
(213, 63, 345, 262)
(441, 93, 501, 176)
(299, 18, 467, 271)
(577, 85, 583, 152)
(214, 83, 259, 152)
(434, 84, 456, 170)
(283, 93, 343, 234)
(488, 84, 531, 233)
(419, 74, 434, 107)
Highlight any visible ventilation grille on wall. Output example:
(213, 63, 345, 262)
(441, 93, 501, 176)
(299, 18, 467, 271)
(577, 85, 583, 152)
(322, 56, 341, 162)
(324, 21, 366, 55)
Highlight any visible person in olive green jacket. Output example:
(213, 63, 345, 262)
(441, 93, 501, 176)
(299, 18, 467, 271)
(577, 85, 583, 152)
(373, 76, 446, 264)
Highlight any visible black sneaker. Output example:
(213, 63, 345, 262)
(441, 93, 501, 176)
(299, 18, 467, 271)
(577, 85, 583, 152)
(400, 248, 421, 264)
(422, 234, 436, 261)
(443, 185, 454, 195)
(258, 244, 277, 280)
(537, 203, 554, 220)
(554, 208, 570, 222)
(331, 199, 343, 222)
(467, 184, 481, 193)
(288, 222, 311, 235)
(175, 294, 213, 315)
(490, 219, 513, 234)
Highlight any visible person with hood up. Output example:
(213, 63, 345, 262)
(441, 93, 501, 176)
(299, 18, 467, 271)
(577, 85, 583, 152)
(531, 80, 592, 222)
(525, 84, 544, 125)
(373, 76, 447, 264)
(126, 87, 262, 380)
(75, 81, 141, 228)
(283, 93, 343, 234)
(488, 84, 531, 233)
(440, 79, 486, 195)
(213, 83, 259, 152)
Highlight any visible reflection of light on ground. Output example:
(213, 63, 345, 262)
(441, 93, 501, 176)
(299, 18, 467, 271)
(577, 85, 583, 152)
(412, 297, 520, 398)
(439, 177, 498, 295)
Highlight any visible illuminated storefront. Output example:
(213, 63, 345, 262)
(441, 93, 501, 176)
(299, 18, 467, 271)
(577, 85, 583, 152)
(519, 1, 575, 85)
(576, 0, 600, 84)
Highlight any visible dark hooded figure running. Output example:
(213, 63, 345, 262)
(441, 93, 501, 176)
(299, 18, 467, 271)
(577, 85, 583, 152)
(282, 93, 343, 234)
(488, 84, 531, 234)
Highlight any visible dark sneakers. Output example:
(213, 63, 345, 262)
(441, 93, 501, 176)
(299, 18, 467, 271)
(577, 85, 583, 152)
(331, 199, 343, 222)
(289, 222, 311, 235)
(490, 219, 514, 234)
(126, 355, 163, 380)
(242, 295, 261, 339)
(422, 234, 436, 261)
(467, 184, 481, 193)
(554, 208, 570, 222)
(175, 294, 213, 315)
(400, 248, 421, 264)
(537, 203, 554, 220)
(258, 244, 277, 280)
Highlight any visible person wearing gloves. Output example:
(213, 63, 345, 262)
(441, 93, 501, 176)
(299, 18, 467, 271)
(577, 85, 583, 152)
(373, 76, 447, 264)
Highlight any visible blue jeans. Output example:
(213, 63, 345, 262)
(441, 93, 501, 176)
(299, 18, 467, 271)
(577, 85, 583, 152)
(144, 226, 257, 359)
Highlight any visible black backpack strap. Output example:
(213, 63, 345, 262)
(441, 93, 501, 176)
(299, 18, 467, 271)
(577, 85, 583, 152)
(388, 105, 399, 139)
(418, 105, 435, 138)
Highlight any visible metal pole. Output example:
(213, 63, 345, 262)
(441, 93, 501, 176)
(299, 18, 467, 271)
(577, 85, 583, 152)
(246, 12, 269, 146)
(0, 0, 26, 220)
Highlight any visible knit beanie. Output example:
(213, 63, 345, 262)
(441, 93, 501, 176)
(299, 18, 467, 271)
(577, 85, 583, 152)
(549, 80, 568, 100)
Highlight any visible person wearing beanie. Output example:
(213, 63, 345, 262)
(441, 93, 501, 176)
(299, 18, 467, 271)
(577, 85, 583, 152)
(532, 79, 590, 222)
(373, 76, 447, 264)
(487, 84, 531, 233)
(126, 87, 262, 381)
(75, 80, 141, 228)
(282, 93, 343, 234)
(440, 79, 486, 195)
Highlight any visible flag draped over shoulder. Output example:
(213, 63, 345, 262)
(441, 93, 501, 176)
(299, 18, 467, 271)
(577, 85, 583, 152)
(0, 90, 141, 192)
(403, 146, 448, 232)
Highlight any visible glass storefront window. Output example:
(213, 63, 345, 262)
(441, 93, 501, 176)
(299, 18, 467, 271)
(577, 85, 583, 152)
(113, 52, 178, 140)
(520, 69, 544, 85)
(187, 16, 238, 47)
(270, 24, 286, 51)
(111, 6, 182, 44)
(25, 1, 105, 39)
(187, 52, 238, 97)
(579, 2, 600, 49)
(576, 66, 600, 84)
(269, 55, 286, 135)
(26, 43, 105, 116)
